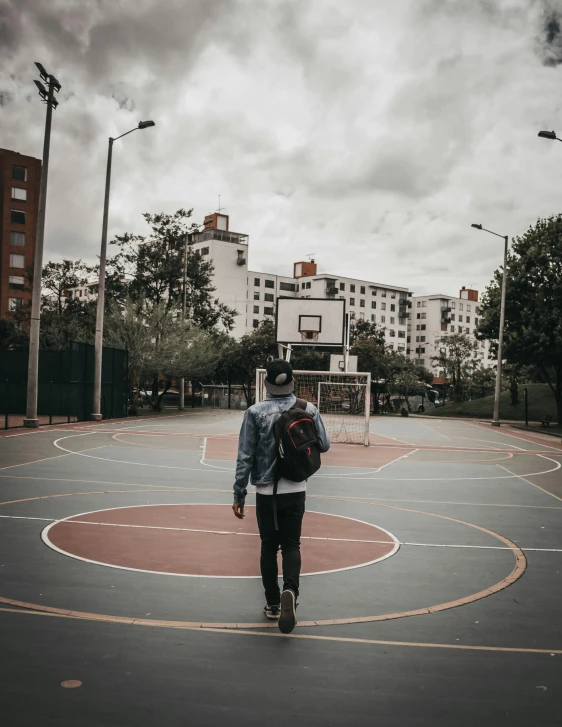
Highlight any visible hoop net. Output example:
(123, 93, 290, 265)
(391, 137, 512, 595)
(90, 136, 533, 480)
(256, 369, 371, 445)
(300, 330, 320, 344)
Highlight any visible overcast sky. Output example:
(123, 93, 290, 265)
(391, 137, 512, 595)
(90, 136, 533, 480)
(2, 0, 562, 297)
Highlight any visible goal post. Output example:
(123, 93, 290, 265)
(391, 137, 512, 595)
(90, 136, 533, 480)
(255, 369, 371, 446)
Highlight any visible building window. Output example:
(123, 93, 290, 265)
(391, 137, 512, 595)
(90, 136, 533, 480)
(254, 278, 260, 286)
(279, 282, 295, 292)
(381, 302, 387, 311)
(416, 336, 420, 342)
(264, 307, 274, 316)
(350, 297, 355, 306)
(360, 286, 365, 295)
(459, 315, 463, 322)
(465, 327, 470, 334)
(458, 326, 462, 333)
(201, 247, 209, 256)
(359, 312, 365, 320)
(372, 289, 376, 296)
(398, 330, 405, 338)
(11, 210, 26, 225)
(381, 291, 387, 297)
(416, 324, 420, 331)
(254, 292, 260, 300)
(371, 301, 376, 309)
(301, 283, 306, 290)
(10, 231, 25, 247)
(360, 299, 365, 308)
(12, 187, 27, 202)
(10, 253, 25, 268)
(467, 304, 471, 312)
(371, 314, 376, 322)
(466, 316, 470, 323)
(422, 300, 426, 307)
(420, 347, 426, 353)
(420, 336, 426, 342)
(459, 303, 464, 311)
(350, 284, 355, 293)
(475, 317, 479, 326)
(417, 301, 421, 308)
(306, 282, 311, 289)
(381, 315, 386, 323)
(450, 325, 455, 332)
(339, 282, 345, 291)
(391, 293, 396, 299)
(390, 317, 395, 324)
(451, 314, 455, 321)
(421, 324, 426, 330)
(9, 297, 24, 311)
(451, 302, 456, 309)
(390, 304, 395, 311)
(265, 279, 274, 288)
(9, 275, 25, 290)
(264, 293, 274, 302)
(253, 319, 259, 328)
(253, 305, 259, 314)
(12, 165, 27, 182)
(416, 313, 420, 319)
(350, 311, 355, 319)
(421, 312, 426, 319)
(389, 329, 396, 337)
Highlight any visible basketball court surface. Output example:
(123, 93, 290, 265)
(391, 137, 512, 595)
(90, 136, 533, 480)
(1, 410, 561, 725)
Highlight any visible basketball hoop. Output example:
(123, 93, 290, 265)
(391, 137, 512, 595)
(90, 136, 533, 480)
(300, 329, 320, 344)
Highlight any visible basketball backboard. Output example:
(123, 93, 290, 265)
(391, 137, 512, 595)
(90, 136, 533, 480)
(276, 297, 345, 346)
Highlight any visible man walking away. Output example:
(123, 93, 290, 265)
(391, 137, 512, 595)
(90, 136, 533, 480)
(232, 360, 330, 633)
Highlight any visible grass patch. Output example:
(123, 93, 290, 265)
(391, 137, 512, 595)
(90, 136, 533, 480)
(427, 383, 558, 422)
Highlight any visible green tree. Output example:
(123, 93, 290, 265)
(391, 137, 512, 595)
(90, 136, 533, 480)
(349, 319, 386, 346)
(290, 348, 330, 371)
(104, 298, 219, 408)
(42, 259, 91, 315)
(431, 333, 478, 402)
(106, 209, 236, 330)
(477, 215, 562, 422)
(224, 320, 277, 405)
(468, 367, 496, 400)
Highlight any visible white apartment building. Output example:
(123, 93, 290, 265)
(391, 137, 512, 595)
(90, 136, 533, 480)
(409, 288, 494, 375)
(191, 213, 413, 347)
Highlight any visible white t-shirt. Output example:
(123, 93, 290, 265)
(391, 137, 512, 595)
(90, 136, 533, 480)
(254, 477, 306, 496)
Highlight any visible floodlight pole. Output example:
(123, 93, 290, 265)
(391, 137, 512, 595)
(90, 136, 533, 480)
(91, 122, 155, 421)
(24, 67, 60, 427)
(471, 224, 508, 426)
(343, 312, 351, 373)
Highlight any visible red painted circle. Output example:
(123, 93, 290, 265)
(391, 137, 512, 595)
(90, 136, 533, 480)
(43, 504, 398, 577)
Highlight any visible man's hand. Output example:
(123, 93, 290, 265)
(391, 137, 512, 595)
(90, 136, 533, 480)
(232, 502, 245, 519)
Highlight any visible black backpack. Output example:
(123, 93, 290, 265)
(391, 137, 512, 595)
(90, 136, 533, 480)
(274, 399, 321, 483)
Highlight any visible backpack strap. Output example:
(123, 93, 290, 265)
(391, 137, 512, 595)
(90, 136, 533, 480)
(292, 398, 307, 412)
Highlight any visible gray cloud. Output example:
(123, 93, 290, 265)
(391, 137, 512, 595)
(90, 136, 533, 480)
(1, 0, 562, 301)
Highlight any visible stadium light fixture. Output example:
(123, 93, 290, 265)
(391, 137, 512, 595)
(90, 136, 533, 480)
(138, 120, 156, 129)
(538, 130, 558, 140)
(470, 223, 509, 427)
(25, 63, 62, 427)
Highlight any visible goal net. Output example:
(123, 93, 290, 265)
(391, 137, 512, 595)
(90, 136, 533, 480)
(255, 369, 371, 446)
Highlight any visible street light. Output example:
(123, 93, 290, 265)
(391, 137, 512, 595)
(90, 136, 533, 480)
(90, 121, 156, 421)
(24, 63, 61, 428)
(538, 130, 560, 141)
(471, 224, 509, 427)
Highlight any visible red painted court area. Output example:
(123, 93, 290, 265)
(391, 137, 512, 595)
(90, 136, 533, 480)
(205, 436, 415, 467)
(44, 504, 397, 577)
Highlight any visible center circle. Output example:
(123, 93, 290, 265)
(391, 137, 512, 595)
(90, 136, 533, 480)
(42, 504, 399, 578)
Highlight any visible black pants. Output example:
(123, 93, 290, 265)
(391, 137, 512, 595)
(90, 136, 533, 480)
(255, 491, 306, 604)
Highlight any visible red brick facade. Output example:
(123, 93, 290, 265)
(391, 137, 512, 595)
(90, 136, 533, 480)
(0, 148, 41, 319)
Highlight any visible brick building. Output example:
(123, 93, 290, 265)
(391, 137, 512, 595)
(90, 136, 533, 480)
(0, 148, 42, 318)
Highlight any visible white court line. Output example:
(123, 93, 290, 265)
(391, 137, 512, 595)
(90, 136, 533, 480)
(467, 421, 562, 452)
(498, 455, 562, 504)
(51, 432, 562, 482)
(40, 504, 400, 579)
(3, 512, 561, 552)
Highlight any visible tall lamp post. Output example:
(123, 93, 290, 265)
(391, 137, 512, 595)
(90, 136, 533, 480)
(24, 63, 61, 428)
(90, 121, 155, 421)
(471, 224, 509, 427)
(178, 218, 214, 411)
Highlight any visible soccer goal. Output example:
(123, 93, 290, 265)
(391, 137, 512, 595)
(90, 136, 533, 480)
(255, 369, 371, 446)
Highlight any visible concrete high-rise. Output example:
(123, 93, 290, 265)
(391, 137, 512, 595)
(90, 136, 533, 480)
(0, 148, 42, 318)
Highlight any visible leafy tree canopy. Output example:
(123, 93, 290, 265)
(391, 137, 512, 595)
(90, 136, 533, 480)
(431, 332, 478, 402)
(477, 214, 562, 421)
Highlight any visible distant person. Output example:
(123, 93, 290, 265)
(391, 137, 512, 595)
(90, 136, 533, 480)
(232, 359, 330, 633)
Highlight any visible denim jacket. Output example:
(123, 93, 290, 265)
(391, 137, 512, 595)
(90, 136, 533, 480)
(233, 393, 331, 504)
